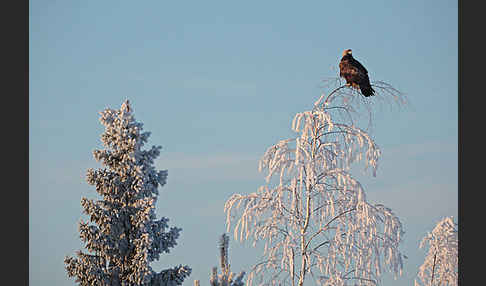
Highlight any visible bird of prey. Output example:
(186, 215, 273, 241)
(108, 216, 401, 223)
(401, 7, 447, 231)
(339, 49, 375, 97)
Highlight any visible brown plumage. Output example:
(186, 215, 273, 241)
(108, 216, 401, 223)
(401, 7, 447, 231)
(339, 49, 375, 97)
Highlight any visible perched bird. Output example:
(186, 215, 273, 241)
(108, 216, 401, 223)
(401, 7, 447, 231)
(339, 49, 375, 97)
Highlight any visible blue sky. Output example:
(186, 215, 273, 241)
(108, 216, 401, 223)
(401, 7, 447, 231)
(29, 1, 457, 285)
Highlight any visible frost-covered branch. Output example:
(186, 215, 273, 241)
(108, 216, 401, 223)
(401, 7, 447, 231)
(415, 217, 458, 286)
(315, 78, 408, 133)
(150, 265, 192, 286)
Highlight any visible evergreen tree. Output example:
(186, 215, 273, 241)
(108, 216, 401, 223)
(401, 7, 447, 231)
(65, 100, 191, 286)
(194, 234, 245, 286)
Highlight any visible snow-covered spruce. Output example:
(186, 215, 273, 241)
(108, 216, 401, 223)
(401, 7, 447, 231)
(225, 94, 405, 286)
(211, 234, 246, 286)
(415, 217, 458, 286)
(194, 233, 245, 286)
(64, 100, 191, 286)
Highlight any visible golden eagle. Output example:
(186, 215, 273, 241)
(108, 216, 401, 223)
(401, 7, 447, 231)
(339, 49, 375, 97)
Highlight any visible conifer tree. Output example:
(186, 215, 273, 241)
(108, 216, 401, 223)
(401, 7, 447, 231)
(194, 233, 245, 286)
(64, 100, 191, 286)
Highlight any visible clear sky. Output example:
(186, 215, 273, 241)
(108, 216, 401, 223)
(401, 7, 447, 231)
(29, 1, 457, 285)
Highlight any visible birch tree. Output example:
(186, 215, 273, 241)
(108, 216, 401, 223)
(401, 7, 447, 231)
(64, 100, 191, 286)
(225, 82, 406, 286)
(415, 217, 458, 286)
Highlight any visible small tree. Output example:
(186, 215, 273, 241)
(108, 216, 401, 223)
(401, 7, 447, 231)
(415, 217, 458, 286)
(64, 100, 191, 286)
(194, 233, 246, 286)
(225, 83, 406, 286)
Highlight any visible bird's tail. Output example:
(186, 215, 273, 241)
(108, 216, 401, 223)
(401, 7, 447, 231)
(360, 84, 375, 97)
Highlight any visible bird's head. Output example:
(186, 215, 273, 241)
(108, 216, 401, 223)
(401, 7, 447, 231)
(342, 49, 352, 57)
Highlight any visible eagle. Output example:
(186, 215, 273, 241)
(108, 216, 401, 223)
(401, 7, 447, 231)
(339, 49, 375, 97)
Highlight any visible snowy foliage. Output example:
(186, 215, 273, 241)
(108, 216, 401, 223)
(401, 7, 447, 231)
(225, 89, 405, 286)
(64, 100, 191, 286)
(415, 217, 458, 286)
(195, 234, 246, 286)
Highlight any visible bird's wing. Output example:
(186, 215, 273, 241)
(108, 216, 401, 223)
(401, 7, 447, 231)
(340, 59, 357, 74)
(351, 58, 368, 74)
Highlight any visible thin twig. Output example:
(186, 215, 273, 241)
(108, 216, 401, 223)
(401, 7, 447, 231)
(430, 253, 437, 286)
